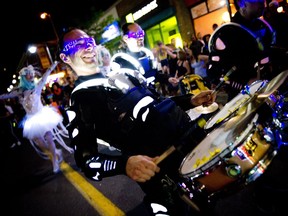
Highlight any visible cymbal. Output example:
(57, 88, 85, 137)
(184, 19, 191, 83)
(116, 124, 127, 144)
(225, 103, 259, 131)
(223, 70, 288, 131)
(224, 111, 259, 142)
(232, 70, 288, 117)
(258, 70, 288, 99)
(193, 102, 219, 114)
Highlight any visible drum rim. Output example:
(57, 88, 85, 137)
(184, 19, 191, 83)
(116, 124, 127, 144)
(204, 80, 267, 130)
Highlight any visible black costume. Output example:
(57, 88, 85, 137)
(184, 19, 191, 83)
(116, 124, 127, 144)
(207, 11, 274, 100)
(67, 70, 205, 215)
(111, 48, 172, 89)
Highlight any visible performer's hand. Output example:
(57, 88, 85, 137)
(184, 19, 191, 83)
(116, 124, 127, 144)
(191, 90, 216, 107)
(168, 77, 179, 87)
(126, 155, 160, 182)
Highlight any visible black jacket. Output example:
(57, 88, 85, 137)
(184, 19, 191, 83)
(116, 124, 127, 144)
(68, 72, 198, 182)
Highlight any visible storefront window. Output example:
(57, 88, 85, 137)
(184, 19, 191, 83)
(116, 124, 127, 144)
(191, 2, 208, 18)
(207, 0, 226, 11)
(193, 6, 228, 37)
(192, 0, 237, 39)
(145, 16, 180, 49)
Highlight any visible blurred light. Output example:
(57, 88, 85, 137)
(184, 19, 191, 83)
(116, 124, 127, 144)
(222, 11, 230, 23)
(45, 72, 66, 86)
(277, 6, 283, 13)
(40, 12, 49, 19)
(126, 13, 134, 23)
(220, 0, 226, 6)
(40, 12, 59, 42)
(12, 79, 17, 84)
(28, 46, 37, 54)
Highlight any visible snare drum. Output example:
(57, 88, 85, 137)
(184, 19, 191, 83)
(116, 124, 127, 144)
(205, 80, 267, 131)
(179, 112, 277, 196)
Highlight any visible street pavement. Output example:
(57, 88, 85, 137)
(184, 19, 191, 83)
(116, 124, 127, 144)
(1, 137, 148, 216)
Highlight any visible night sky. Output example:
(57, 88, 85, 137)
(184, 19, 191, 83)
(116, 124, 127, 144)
(0, 0, 117, 93)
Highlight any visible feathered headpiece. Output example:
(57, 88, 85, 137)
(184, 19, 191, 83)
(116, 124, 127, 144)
(18, 65, 40, 90)
(19, 65, 36, 76)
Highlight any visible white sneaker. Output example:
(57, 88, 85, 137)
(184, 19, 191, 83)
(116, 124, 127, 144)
(56, 149, 63, 164)
(53, 162, 61, 173)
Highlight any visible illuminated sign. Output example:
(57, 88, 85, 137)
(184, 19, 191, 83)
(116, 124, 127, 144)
(100, 21, 121, 44)
(133, 0, 158, 21)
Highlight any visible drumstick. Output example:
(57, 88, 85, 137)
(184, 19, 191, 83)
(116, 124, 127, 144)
(155, 145, 176, 165)
(154, 117, 207, 165)
(211, 66, 237, 96)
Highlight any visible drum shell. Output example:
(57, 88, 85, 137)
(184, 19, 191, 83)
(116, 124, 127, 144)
(195, 128, 272, 193)
(179, 111, 277, 194)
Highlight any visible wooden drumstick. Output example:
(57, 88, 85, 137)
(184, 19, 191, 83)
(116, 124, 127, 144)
(154, 118, 207, 165)
(211, 66, 237, 96)
(155, 145, 176, 165)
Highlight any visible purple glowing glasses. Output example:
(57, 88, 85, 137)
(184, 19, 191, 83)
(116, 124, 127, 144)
(62, 37, 96, 54)
(126, 30, 145, 39)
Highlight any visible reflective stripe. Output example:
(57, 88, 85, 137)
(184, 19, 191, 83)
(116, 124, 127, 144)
(133, 96, 154, 120)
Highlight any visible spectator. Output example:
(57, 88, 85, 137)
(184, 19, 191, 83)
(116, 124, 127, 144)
(97, 45, 112, 77)
(170, 50, 192, 96)
(189, 34, 204, 62)
(51, 82, 68, 125)
(212, 23, 219, 31)
(190, 51, 210, 87)
(0, 99, 21, 149)
(201, 34, 211, 55)
(63, 76, 75, 108)
(154, 41, 169, 74)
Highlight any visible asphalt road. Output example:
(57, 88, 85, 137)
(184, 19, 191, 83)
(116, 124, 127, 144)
(1, 137, 148, 216)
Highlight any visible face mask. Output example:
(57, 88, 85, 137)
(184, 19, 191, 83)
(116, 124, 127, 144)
(62, 37, 96, 55)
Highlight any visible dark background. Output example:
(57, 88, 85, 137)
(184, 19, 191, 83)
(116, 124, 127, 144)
(0, 0, 117, 93)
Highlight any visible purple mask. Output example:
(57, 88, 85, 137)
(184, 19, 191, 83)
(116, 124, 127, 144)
(126, 30, 145, 39)
(62, 37, 96, 54)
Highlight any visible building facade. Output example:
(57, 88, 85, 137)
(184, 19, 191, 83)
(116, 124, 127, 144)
(98, 0, 238, 50)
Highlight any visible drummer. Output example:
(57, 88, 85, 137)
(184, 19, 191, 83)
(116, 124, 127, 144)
(207, 0, 275, 101)
(58, 27, 216, 216)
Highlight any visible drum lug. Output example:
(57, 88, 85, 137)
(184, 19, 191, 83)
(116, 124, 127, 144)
(241, 85, 252, 97)
(225, 163, 242, 178)
(262, 127, 275, 143)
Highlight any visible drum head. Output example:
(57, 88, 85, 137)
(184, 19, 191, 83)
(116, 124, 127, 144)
(204, 80, 267, 130)
(179, 112, 259, 178)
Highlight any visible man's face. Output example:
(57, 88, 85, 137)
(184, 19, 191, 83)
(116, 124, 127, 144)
(123, 23, 145, 52)
(243, 0, 265, 19)
(60, 29, 98, 75)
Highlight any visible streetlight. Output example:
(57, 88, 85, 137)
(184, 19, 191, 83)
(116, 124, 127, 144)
(40, 12, 59, 42)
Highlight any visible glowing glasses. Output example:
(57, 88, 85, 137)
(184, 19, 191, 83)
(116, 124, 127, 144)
(62, 37, 96, 54)
(126, 30, 145, 39)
